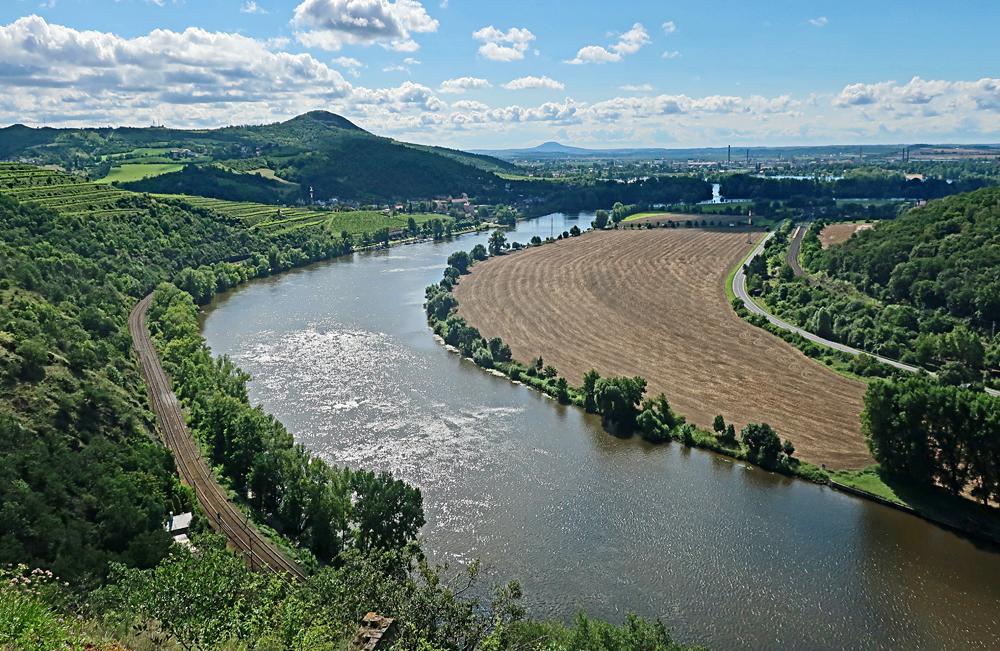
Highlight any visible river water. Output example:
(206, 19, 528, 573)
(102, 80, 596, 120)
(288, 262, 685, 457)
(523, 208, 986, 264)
(202, 213, 1000, 650)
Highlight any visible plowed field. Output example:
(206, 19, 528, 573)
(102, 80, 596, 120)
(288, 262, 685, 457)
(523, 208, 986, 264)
(454, 229, 870, 468)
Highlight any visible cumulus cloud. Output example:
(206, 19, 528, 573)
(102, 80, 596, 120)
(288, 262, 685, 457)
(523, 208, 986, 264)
(0, 15, 456, 128)
(662, 21, 676, 34)
(472, 25, 535, 61)
(449, 99, 581, 126)
(352, 80, 446, 112)
(834, 76, 1000, 113)
(502, 75, 565, 91)
(438, 76, 491, 93)
(566, 23, 649, 64)
(661, 50, 680, 59)
(808, 16, 828, 27)
(292, 0, 438, 51)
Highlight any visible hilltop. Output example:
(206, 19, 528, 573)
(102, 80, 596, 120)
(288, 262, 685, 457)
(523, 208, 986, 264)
(0, 111, 516, 203)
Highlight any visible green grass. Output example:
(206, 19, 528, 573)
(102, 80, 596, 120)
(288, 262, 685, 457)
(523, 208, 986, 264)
(831, 467, 1000, 542)
(97, 162, 184, 184)
(829, 467, 904, 504)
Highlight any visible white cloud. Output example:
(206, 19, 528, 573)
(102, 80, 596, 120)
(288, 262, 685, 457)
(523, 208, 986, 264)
(352, 80, 446, 112)
(438, 76, 491, 94)
(834, 76, 1000, 113)
(566, 23, 649, 64)
(661, 50, 680, 59)
(502, 75, 565, 91)
(0, 15, 454, 128)
(619, 83, 653, 92)
(472, 25, 535, 62)
(240, 1, 267, 14)
(331, 55, 364, 77)
(293, 0, 438, 51)
(808, 16, 828, 27)
(662, 21, 676, 34)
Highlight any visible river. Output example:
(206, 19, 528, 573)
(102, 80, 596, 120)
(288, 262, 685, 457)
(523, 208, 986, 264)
(202, 213, 1000, 650)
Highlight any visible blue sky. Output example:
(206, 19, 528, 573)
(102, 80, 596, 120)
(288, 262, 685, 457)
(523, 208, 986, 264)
(1, 0, 998, 148)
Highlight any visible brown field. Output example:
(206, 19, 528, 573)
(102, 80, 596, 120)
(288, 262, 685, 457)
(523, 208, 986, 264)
(625, 212, 748, 228)
(820, 222, 872, 248)
(454, 229, 870, 468)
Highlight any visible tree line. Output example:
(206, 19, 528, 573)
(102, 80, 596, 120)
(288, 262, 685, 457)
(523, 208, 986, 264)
(721, 173, 992, 202)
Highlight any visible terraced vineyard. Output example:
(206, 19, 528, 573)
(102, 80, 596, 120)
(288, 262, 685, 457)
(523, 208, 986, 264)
(0, 164, 133, 217)
(155, 194, 447, 237)
(0, 165, 451, 242)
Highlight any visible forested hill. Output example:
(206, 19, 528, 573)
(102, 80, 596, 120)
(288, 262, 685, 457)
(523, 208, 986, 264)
(793, 187, 999, 388)
(0, 111, 516, 203)
(818, 187, 999, 333)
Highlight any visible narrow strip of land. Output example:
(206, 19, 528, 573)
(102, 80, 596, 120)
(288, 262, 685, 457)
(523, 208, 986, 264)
(734, 233, 1000, 397)
(129, 294, 307, 581)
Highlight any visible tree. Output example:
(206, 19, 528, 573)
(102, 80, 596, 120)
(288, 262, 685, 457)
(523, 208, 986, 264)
(487, 337, 512, 363)
(741, 423, 782, 468)
(487, 229, 508, 256)
(426, 290, 458, 321)
(350, 470, 425, 553)
(611, 202, 628, 224)
(555, 377, 570, 404)
(593, 210, 609, 229)
(713, 415, 726, 434)
(593, 376, 647, 435)
(407, 216, 418, 235)
(447, 250, 472, 274)
(470, 244, 488, 261)
(493, 205, 518, 226)
(582, 370, 601, 413)
(782, 439, 796, 459)
(569, 225, 581, 236)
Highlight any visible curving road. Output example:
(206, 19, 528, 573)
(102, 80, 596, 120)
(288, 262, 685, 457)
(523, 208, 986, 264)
(733, 233, 1000, 397)
(786, 222, 809, 277)
(130, 294, 307, 581)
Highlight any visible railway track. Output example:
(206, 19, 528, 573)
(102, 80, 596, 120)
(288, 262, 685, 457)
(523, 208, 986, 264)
(129, 294, 307, 582)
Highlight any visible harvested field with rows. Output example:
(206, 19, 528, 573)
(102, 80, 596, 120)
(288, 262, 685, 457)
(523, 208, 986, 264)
(454, 229, 871, 468)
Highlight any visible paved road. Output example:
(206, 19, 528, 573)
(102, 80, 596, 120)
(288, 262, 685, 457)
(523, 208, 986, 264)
(130, 294, 307, 580)
(786, 222, 809, 277)
(732, 232, 1000, 397)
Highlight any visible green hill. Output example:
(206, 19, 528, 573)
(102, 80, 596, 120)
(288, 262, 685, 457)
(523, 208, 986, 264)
(790, 187, 1000, 387)
(0, 111, 517, 203)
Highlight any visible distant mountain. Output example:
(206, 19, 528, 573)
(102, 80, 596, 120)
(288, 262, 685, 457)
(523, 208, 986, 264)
(0, 111, 517, 203)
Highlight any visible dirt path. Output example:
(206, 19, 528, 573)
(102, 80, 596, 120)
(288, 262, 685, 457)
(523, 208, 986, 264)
(130, 294, 306, 580)
(455, 229, 871, 469)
